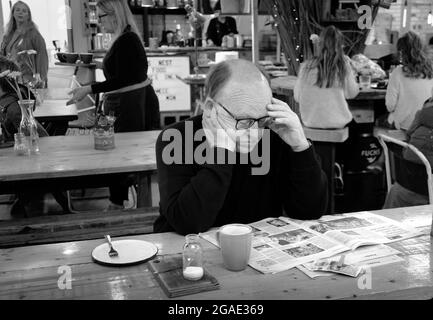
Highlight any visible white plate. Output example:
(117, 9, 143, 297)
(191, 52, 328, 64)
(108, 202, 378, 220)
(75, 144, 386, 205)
(92, 239, 158, 266)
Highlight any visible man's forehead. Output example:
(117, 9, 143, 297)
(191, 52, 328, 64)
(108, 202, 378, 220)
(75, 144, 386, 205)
(215, 79, 272, 116)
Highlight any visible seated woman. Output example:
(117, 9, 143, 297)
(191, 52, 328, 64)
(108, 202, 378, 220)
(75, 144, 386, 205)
(0, 56, 47, 140)
(294, 25, 359, 129)
(383, 93, 433, 208)
(383, 32, 433, 130)
(0, 57, 69, 216)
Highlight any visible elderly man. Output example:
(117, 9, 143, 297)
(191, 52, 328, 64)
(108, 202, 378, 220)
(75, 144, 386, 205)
(154, 59, 328, 235)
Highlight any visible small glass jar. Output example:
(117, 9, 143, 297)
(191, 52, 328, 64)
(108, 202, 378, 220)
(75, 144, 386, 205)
(182, 234, 204, 281)
(14, 132, 30, 156)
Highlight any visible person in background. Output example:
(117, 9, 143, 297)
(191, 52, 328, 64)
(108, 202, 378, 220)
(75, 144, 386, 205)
(69, 0, 160, 210)
(294, 25, 359, 129)
(0, 56, 46, 140)
(154, 59, 328, 235)
(0, 1, 48, 87)
(383, 32, 433, 130)
(383, 90, 433, 208)
(0, 57, 70, 217)
(206, 11, 238, 47)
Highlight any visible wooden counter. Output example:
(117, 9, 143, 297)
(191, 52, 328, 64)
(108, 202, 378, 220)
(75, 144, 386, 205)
(270, 76, 387, 101)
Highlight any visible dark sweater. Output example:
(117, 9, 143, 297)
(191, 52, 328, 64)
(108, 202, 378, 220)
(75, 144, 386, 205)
(91, 29, 148, 94)
(206, 16, 238, 46)
(154, 115, 328, 235)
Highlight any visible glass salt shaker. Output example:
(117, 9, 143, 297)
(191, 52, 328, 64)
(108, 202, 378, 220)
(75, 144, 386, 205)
(182, 234, 204, 281)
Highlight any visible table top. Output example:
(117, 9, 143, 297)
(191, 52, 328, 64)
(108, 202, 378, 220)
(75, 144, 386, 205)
(0, 131, 160, 182)
(271, 76, 387, 100)
(1, 205, 431, 300)
(33, 100, 78, 122)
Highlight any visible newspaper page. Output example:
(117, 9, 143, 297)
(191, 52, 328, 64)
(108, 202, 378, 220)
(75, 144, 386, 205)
(201, 217, 349, 274)
(201, 211, 423, 274)
(299, 244, 402, 278)
(287, 211, 424, 250)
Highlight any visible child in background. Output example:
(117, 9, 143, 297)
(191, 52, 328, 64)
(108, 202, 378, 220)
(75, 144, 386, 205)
(383, 87, 433, 208)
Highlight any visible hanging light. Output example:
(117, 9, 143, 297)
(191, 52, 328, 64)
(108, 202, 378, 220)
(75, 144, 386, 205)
(141, 0, 154, 7)
(402, 0, 407, 28)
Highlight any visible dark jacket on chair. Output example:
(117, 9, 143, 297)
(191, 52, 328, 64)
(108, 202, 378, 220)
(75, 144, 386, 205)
(404, 98, 433, 166)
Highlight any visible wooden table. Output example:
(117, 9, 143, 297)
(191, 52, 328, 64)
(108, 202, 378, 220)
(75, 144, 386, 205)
(0, 205, 431, 300)
(34, 100, 78, 122)
(270, 76, 387, 100)
(0, 131, 160, 207)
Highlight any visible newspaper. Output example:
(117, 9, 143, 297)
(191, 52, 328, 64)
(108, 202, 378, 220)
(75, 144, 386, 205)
(299, 244, 402, 278)
(201, 211, 423, 274)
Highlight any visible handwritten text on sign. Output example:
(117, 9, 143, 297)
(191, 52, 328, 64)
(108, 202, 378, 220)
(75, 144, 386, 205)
(147, 56, 191, 112)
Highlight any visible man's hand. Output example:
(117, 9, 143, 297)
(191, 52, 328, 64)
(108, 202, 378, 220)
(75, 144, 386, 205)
(266, 98, 310, 152)
(67, 86, 92, 105)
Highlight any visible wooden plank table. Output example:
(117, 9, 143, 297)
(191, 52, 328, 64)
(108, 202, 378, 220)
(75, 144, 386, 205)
(34, 100, 78, 122)
(0, 131, 160, 207)
(270, 76, 387, 100)
(0, 205, 431, 300)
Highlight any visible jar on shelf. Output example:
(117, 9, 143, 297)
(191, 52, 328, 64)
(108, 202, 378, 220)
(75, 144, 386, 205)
(182, 234, 204, 281)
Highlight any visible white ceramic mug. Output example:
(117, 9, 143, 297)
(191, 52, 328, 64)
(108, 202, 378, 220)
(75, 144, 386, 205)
(217, 224, 252, 271)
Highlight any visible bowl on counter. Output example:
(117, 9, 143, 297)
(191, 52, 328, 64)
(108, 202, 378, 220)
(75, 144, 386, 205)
(79, 53, 93, 64)
(56, 52, 79, 64)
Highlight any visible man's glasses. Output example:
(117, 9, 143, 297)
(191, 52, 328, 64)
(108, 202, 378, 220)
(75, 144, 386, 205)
(215, 101, 272, 130)
(98, 13, 108, 20)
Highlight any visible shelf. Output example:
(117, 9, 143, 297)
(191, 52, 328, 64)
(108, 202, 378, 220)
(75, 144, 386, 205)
(55, 62, 97, 68)
(145, 7, 187, 15)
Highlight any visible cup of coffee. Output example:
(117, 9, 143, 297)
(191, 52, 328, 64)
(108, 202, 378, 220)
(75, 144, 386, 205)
(217, 224, 252, 271)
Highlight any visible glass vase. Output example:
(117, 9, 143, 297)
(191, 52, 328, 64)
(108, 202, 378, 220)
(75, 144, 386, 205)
(18, 99, 39, 154)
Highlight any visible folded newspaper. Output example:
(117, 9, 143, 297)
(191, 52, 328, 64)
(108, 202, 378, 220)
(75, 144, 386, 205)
(201, 211, 424, 274)
(299, 244, 403, 278)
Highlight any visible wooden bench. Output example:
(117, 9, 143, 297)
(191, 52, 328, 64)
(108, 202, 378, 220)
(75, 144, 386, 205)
(0, 207, 160, 248)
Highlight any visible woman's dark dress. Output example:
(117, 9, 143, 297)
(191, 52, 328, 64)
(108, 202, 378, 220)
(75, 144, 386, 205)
(91, 26, 160, 205)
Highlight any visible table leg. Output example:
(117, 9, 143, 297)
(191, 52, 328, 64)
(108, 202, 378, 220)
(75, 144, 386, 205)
(313, 142, 335, 215)
(136, 172, 159, 208)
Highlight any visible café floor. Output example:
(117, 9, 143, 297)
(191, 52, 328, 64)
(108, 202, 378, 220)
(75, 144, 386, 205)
(0, 188, 113, 220)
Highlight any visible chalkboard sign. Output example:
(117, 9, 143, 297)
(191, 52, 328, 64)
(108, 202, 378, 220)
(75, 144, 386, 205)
(147, 56, 192, 112)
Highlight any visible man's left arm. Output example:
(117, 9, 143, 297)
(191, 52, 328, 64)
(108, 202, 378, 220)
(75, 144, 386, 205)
(266, 98, 328, 219)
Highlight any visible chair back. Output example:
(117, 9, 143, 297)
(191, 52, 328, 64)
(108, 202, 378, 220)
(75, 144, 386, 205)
(378, 133, 433, 204)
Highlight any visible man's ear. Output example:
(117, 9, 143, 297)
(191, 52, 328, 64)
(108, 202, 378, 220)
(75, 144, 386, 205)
(202, 98, 214, 117)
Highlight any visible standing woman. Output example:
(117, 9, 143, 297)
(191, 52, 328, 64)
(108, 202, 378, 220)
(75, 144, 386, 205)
(69, 0, 160, 209)
(294, 26, 359, 129)
(1, 1, 48, 87)
(384, 32, 433, 130)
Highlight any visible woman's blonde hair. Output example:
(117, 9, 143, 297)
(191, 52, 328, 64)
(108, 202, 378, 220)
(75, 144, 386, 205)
(304, 25, 348, 88)
(3, 1, 37, 41)
(97, 0, 141, 39)
(397, 31, 433, 79)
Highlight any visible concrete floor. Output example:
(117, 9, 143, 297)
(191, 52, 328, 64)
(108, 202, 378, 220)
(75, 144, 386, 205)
(0, 188, 113, 220)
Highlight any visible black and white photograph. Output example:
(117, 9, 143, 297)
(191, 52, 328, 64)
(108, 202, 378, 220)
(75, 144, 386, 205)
(0, 0, 431, 305)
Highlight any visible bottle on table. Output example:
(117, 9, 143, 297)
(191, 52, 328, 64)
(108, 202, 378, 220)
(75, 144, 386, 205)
(182, 234, 204, 281)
